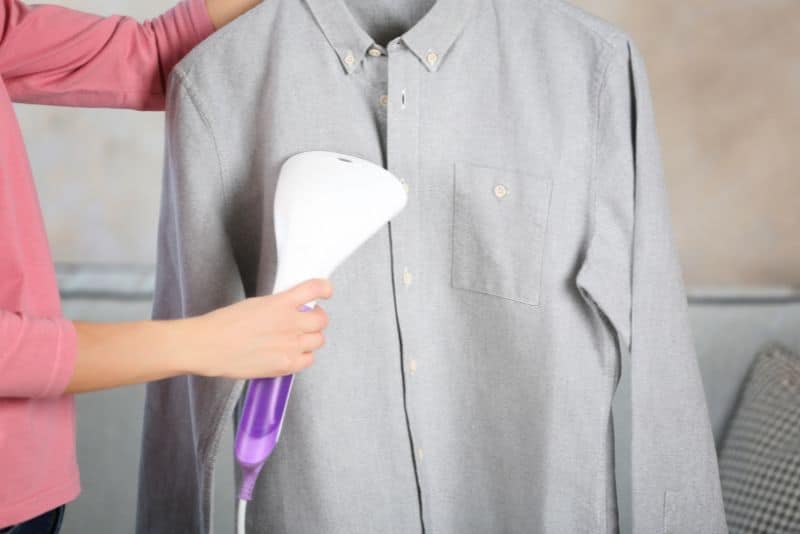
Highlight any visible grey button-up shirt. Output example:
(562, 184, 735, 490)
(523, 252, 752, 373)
(137, 1, 728, 533)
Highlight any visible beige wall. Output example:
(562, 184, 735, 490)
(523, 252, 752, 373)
(17, 0, 800, 286)
(571, 0, 800, 286)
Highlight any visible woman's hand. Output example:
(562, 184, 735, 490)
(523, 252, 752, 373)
(205, 0, 262, 29)
(179, 278, 332, 379)
(66, 278, 333, 394)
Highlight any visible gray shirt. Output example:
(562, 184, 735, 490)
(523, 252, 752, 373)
(137, 0, 728, 532)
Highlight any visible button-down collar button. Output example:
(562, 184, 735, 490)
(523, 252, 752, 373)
(402, 268, 413, 286)
(344, 51, 355, 66)
(368, 47, 382, 57)
(426, 51, 438, 66)
(379, 94, 388, 107)
(494, 184, 508, 198)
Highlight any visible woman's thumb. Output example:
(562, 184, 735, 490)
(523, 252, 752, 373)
(282, 278, 333, 307)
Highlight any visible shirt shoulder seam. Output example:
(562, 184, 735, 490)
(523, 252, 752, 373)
(582, 35, 629, 286)
(169, 67, 230, 212)
(538, 0, 624, 48)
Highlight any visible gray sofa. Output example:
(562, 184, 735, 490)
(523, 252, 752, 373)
(56, 266, 800, 533)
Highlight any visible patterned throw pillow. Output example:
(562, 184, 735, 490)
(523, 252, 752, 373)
(719, 343, 800, 534)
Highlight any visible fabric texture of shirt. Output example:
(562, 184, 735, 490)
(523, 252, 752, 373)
(139, 0, 728, 532)
(0, 0, 213, 526)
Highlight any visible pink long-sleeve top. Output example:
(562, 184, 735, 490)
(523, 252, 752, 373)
(0, 0, 214, 526)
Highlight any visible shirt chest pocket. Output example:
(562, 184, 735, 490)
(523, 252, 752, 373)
(451, 162, 553, 306)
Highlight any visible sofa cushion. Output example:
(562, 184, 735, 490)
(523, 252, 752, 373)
(719, 343, 800, 533)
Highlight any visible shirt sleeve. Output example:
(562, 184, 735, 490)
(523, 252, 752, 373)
(0, 0, 214, 110)
(0, 310, 77, 398)
(575, 39, 728, 532)
(137, 70, 245, 533)
(151, 71, 244, 322)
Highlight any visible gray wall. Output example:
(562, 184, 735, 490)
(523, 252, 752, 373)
(18, 0, 800, 285)
(16, 1, 165, 266)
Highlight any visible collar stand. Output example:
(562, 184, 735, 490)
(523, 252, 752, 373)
(306, 0, 479, 75)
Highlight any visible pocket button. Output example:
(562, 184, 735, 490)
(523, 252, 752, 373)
(452, 162, 552, 306)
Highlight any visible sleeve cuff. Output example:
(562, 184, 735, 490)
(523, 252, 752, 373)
(41, 317, 78, 398)
(0, 313, 77, 398)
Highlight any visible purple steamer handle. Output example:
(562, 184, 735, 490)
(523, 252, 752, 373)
(235, 303, 313, 500)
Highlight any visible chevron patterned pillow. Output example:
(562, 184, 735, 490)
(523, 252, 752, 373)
(719, 343, 800, 534)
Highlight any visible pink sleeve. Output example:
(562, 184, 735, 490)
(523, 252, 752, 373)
(0, 311, 77, 398)
(0, 0, 215, 110)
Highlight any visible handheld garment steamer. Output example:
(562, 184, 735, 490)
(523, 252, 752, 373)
(234, 151, 407, 532)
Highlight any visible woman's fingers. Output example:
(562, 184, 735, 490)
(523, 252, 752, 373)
(298, 332, 325, 353)
(188, 281, 333, 379)
(298, 306, 329, 333)
(292, 352, 316, 373)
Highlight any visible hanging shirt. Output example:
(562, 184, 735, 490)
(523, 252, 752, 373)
(0, 0, 213, 527)
(139, 0, 728, 532)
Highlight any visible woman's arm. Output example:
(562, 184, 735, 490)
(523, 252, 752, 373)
(206, 0, 261, 29)
(0, 278, 332, 397)
(66, 278, 331, 394)
(0, 0, 259, 110)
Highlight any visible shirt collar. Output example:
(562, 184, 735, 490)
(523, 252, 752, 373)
(305, 0, 480, 74)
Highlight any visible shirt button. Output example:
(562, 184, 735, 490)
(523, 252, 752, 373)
(368, 47, 382, 57)
(400, 179, 409, 193)
(379, 94, 388, 107)
(494, 184, 508, 199)
(409, 359, 417, 373)
(426, 51, 438, 66)
(402, 268, 413, 286)
(416, 447, 424, 461)
(344, 51, 355, 66)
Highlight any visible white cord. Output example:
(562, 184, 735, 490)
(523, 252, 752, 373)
(237, 499, 247, 534)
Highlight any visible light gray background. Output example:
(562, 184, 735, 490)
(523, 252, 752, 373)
(10, 0, 799, 532)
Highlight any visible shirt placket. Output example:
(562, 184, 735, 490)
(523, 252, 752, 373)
(385, 37, 427, 532)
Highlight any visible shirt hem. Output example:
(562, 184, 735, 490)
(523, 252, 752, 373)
(0, 473, 80, 528)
